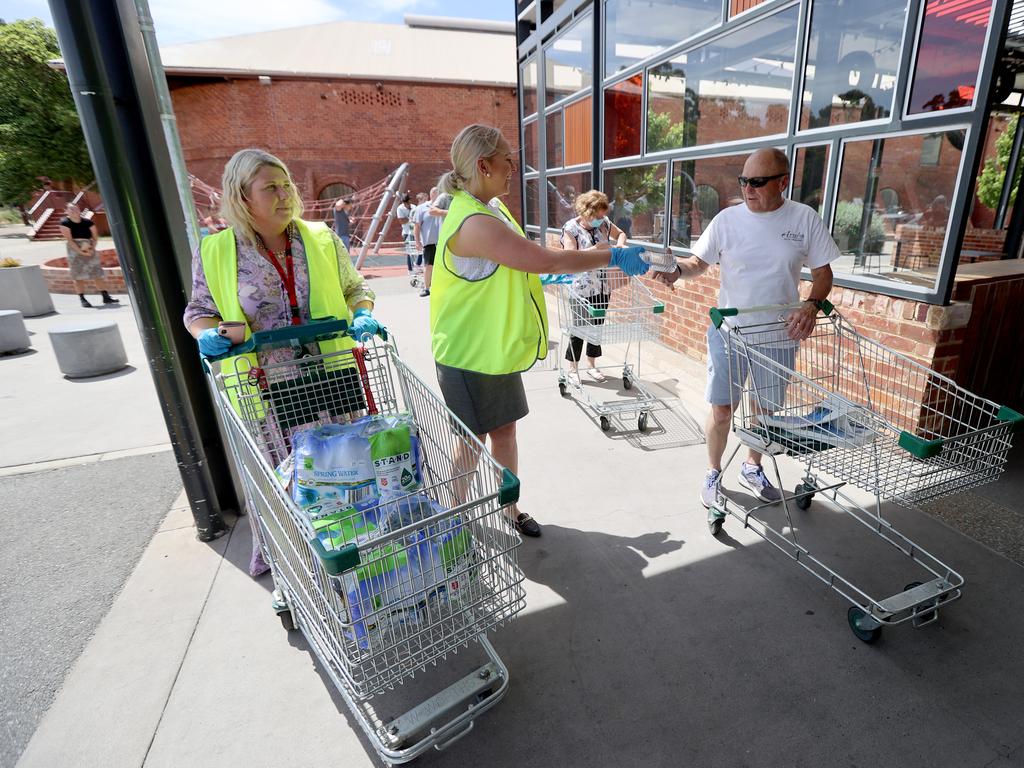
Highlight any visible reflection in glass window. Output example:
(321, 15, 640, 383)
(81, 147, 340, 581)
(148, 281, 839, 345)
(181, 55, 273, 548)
(792, 145, 829, 214)
(730, 0, 770, 16)
(908, 0, 992, 114)
(646, 6, 799, 153)
(670, 154, 746, 247)
(547, 111, 564, 169)
(522, 57, 538, 117)
(547, 172, 592, 228)
(564, 97, 592, 166)
(605, 0, 721, 77)
(603, 163, 668, 243)
(605, 74, 643, 159)
(833, 130, 964, 287)
(800, 0, 907, 130)
(545, 14, 593, 107)
(524, 178, 541, 227)
(524, 120, 539, 173)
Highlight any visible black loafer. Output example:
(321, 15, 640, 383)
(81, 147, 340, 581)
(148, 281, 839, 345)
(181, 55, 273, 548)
(513, 512, 541, 538)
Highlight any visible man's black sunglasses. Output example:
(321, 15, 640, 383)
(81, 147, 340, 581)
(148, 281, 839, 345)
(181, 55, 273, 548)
(737, 173, 787, 188)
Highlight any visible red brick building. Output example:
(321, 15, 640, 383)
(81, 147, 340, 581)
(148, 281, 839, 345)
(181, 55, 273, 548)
(159, 16, 520, 229)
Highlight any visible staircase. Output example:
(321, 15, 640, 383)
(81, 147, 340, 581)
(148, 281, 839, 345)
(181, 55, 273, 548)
(30, 208, 65, 241)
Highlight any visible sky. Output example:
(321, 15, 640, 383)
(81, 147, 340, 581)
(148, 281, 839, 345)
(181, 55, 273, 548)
(0, 0, 514, 45)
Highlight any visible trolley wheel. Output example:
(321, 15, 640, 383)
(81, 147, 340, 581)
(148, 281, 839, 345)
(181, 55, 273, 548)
(708, 516, 724, 536)
(600, 415, 611, 432)
(847, 606, 882, 644)
(637, 411, 649, 432)
(279, 610, 295, 632)
(904, 582, 937, 625)
(794, 483, 814, 510)
(622, 375, 633, 390)
(558, 381, 568, 397)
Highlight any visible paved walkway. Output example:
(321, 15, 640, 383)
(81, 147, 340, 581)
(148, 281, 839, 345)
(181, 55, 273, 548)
(6, 229, 1024, 767)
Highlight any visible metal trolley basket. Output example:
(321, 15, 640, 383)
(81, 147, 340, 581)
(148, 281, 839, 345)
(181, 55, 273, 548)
(706, 302, 1022, 643)
(206, 320, 526, 763)
(555, 267, 666, 432)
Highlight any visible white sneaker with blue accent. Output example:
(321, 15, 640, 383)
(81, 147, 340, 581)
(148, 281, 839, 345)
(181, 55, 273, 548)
(700, 468, 722, 509)
(738, 462, 782, 503)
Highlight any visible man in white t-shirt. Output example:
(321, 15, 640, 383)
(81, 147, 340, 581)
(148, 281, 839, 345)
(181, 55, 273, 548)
(657, 148, 839, 508)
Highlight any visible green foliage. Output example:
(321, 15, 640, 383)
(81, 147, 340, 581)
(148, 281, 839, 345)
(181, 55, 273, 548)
(0, 206, 23, 225)
(833, 200, 885, 253)
(0, 256, 22, 267)
(0, 19, 93, 204)
(977, 115, 1021, 211)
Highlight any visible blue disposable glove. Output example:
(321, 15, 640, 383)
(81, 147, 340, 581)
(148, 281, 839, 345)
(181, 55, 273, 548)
(609, 246, 650, 277)
(349, 308, 381, 340)
(198, 327, 233, 357)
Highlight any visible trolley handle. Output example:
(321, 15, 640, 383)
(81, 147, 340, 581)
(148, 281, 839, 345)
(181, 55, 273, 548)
(710, 299, 834, 328)
(203, 317, 390, 362)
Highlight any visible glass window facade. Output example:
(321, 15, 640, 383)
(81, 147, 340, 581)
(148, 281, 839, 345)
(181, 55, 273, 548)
(908, 0, 993, 114)
(833, 129, 964, 287)
(522, 57, 538, 118)
(603, 163, 668, 243)
(524, 120, 540, 173)
(605, 74, 643, 159)
(547, 111, 564, 169)
(800, 0, 907, 130)
(792, 144, 829, 214)
(545, 14, 593, 106)
(670, 154, 747, 247)
(604, 0, 721, 77)
(547, 171, 593, 228)
(524, 178, 541, 228)
(519, 0, 1004, 301)
(646, 6, 800, 153)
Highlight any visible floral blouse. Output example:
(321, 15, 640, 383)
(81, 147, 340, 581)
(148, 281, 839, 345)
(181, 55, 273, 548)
(183, 222, 375, 366)
(560, 217, 611, 297)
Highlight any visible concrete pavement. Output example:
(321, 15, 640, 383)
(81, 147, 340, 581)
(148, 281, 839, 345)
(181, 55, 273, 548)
(7, 252, 1024, 767)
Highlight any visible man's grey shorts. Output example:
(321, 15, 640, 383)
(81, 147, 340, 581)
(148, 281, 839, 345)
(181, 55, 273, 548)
(705, 325, 796, 411)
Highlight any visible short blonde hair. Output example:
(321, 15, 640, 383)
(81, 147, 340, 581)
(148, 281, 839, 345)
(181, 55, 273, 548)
(219, 148, 304, 247)
(575, 189, 609, 218)
(437, 124, 504, 195)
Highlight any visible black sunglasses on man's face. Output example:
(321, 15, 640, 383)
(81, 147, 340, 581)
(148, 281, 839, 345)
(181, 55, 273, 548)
(737, 173, 787, 188)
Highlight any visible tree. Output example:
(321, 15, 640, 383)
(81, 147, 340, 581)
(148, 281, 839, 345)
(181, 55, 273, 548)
(0, 18, 93, 205)
(977, 114, 1021, 212)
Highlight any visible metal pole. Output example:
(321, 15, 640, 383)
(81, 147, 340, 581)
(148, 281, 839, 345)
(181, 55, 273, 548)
(49, 0, 232, 541)
(356, 163, 408, 269)
(132, 0, 202, 282)
(996, 114, 1024, 230)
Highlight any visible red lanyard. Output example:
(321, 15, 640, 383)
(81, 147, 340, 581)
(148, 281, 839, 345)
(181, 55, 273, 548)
(262, 232, 301, 325)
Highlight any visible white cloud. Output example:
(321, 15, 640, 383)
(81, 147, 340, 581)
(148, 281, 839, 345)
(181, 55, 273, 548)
(148, 0, 346, 44)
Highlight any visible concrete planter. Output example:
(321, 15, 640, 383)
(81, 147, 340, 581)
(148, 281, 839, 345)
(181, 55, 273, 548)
(0, 265, 55, 317)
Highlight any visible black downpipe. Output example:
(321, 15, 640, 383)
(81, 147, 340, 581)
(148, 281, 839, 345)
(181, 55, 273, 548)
(49, 0, 231, 540)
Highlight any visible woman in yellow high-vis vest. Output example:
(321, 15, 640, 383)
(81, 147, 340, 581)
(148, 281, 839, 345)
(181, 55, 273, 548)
(183, 148, 379, 576)
(432, 124, 650, 538)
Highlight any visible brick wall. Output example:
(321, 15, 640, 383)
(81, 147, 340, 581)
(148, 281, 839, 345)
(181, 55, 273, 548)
(169, 76, 521, 233)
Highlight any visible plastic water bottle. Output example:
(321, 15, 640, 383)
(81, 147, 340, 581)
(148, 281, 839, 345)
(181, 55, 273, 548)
(639, 248, 678, 272)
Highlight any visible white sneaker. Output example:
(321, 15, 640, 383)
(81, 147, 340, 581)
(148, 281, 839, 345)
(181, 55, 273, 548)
(738, 462, 782, 503)
(700, 469, 722, 509)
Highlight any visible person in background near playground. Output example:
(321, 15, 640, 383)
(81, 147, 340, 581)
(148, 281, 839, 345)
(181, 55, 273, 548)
(431, 124, 650, 537)
(559, 189, 628, 383)
(654, 147, 838, 509)
(333, 197, 353, 252)
(412, 186, 451, 297)
(396, 193, 417, 273)
(58, 203, 120, 308)
(183, 148, 379, 577)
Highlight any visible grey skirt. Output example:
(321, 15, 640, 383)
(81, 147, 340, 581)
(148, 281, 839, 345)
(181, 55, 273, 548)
(435, 362, 528, 436)
(67, 240, 104, 281)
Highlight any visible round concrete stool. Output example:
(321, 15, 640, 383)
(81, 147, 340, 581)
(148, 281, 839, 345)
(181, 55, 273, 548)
(49, 320, 128, 378)
(0, 309, 31, 354)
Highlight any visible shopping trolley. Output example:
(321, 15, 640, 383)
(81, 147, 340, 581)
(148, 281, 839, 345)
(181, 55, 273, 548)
(555, 267, 666, 432)
(705, 302, 1022, 643)
(206, 320, 526, 763)
(405, 236, 425, 290)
